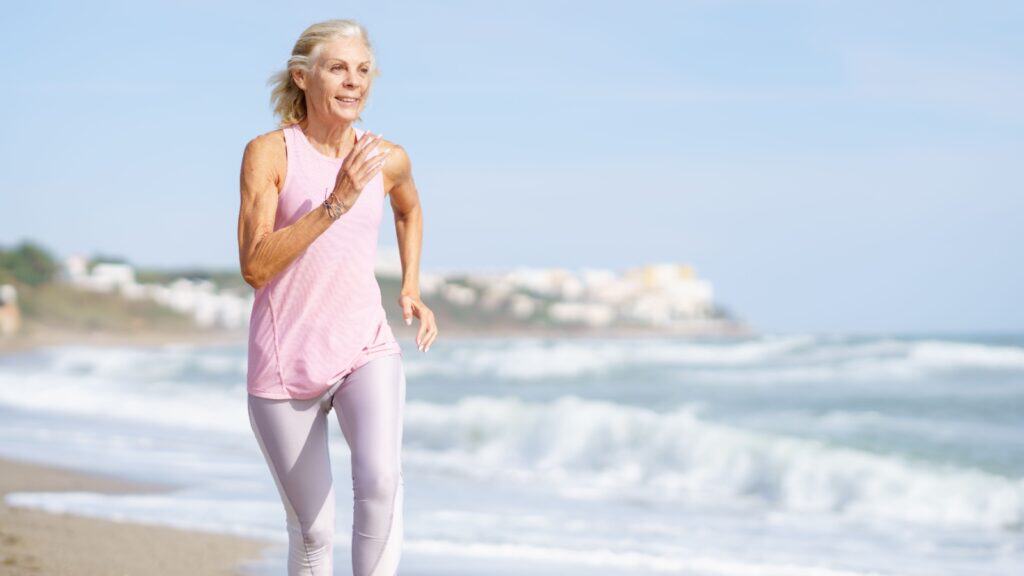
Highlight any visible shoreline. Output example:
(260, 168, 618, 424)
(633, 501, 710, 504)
(0, 325, 251, 357)
(0, 455, 273, 576)
(0, 319, 753, 357)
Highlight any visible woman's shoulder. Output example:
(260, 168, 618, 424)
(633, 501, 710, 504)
(375, 137, 411, 195)
(372, 135, 407, 167)
(243, 127, 289, 167)
(246, 126, 288, 154)
(242, 127, 289, 186)
(377, 138, 411, 182)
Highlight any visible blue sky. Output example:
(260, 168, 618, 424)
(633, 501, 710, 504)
(1, 1, 1021, 334)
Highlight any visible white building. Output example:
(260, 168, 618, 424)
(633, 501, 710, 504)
(548, 301, 616, 327)
(620, 263, 714, 322)
(57, 253, 718, 332)
(61, 255, 253, 330)
(68, 262, 136, 294)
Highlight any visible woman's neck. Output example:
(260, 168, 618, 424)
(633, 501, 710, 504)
(299, 113, 356, 158)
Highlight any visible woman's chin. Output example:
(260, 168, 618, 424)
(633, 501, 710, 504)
(332, 111, 359, 123)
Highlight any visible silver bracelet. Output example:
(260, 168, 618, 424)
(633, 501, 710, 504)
(323, 195, 348, 220)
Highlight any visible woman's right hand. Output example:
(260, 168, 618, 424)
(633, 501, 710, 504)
(329, 131, 391, 211)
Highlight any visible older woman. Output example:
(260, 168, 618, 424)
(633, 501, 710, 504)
(237, 19, 437, 576)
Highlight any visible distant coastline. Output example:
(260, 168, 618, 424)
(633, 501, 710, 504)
(0, 315, 753, 356)
(2, 240, 752, 357)
(0, 316, 752, 358)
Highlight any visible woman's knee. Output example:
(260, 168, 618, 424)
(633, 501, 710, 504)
(299, 511, 336, 551)
(354, 469, 402, 502)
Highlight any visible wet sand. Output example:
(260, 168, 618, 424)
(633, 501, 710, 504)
(0, 456, 272, 576)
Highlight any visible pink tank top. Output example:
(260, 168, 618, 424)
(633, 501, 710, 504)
(247, 123, 402, 400)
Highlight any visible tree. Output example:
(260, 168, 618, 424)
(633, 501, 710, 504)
(0, 240, 60, 286)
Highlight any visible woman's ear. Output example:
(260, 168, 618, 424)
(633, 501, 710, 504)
(291, 69, 306, 91)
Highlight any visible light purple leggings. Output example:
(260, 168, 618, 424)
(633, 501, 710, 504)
(247, 354, 406, 576)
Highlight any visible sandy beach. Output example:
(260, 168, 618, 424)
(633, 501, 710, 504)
(0, 456, 272, 576)
(0, 325, 251, 357)
(0, 318, 751, 360)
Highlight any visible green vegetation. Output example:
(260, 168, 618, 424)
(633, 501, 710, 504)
(0, 239, 200, 335)
(0, 240, 59, 286)
(17, 282, 196, 334)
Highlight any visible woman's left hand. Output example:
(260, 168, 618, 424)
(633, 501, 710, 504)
(399, 292, 438, 352)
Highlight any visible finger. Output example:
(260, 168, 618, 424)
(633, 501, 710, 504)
(353, 169, 376, 192)
(350, 149, 387, 184)
(350, 133, 385, 171)
(353, 152, 390, 188)
(425, 328, 437, 352)
(344, 131, 381, 169)
(359, 147, 389, 177)
(353, 142, 382, 172)
(350, 170, 383, 196)
(356, 131, 381, 154)
(402, 299, 414, 326)
(354, 152, 389, 181)
(342, 131, 373, 167)
(417, 324, 429, 351)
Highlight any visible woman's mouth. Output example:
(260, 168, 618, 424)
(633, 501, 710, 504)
(335, 96, 360, 106)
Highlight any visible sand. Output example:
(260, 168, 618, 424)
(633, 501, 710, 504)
(0, 315, 752, 359)
(0, 326, 250, 357)
(0, 456, 273, 576)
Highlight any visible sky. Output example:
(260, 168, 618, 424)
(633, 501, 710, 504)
(1, 1, 1021, 334)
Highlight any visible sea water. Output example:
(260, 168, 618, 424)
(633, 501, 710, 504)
(0, 333, 1021, 575)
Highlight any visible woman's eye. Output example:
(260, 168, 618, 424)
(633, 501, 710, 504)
(328, 65, 367, 73)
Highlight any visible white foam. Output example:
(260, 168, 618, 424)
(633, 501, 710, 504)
(0, 367, 250, 435)
(909, 340, 1024, 370)
(2, 489, 904, 576)
(4, 338, 1023, 534)
(409, 336, 1024, 383)
(404, 335, 817, 380)
(403, 395, 1024, 531)
(403, 537, 894, 576)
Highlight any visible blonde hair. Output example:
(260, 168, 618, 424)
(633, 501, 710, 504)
(268, 19, 380, 127)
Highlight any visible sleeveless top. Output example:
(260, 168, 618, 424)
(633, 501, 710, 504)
(247, 123, 403, 400)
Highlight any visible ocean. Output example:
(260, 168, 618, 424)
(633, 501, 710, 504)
(0, 332, 1021, 575)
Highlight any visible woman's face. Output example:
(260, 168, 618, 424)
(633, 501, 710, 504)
(294, 37, 373, 124)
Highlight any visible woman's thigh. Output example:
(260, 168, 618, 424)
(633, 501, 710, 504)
(247, 393, 336, 531)
(332, 354, 406, 476)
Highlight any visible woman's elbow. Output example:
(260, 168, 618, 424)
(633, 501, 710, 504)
(395, 203, 422, 222)
(241, 261, 266, 290)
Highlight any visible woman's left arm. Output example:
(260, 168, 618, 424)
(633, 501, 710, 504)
(383, 142, 438, 352)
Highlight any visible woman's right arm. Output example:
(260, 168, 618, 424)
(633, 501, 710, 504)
(237, 130, 388, 290)
(236, 132, 335, 290)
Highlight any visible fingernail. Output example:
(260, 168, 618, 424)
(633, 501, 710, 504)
(405, 318, 411, 325)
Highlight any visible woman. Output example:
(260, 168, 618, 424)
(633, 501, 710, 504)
(236, 19, 437, 576)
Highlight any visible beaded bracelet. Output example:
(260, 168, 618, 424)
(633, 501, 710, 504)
(323, 196, 348, 220)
